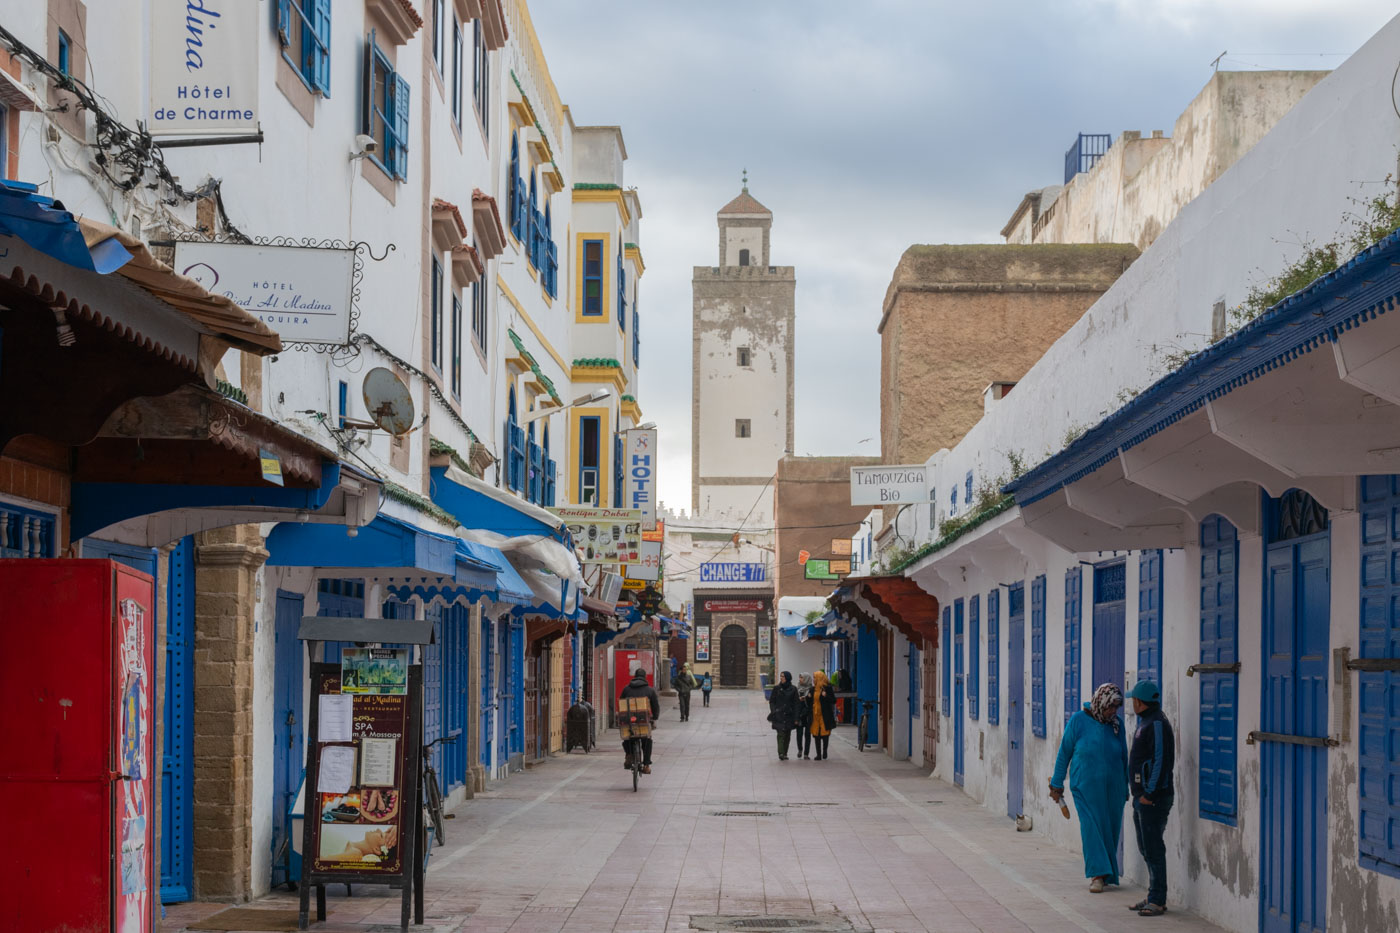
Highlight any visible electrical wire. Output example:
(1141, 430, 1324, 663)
(0, 22, 249, 240)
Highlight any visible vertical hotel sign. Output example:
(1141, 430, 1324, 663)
(149, 0, 259, 137)
(625, 428, 658, 531)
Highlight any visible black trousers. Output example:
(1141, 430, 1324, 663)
(678, 692, 691, 719)
(623, 735, 653, 765)
(813, 734, 830, 759)
(702, 690, 711, 706)
(797, 724, 811, 756)
(1132, 794, 1173, 905)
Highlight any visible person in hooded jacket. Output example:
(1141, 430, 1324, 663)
(618, 668, 660, 773)
(809, 670, 836, 760)
(1127, 680, 1175, 917)
(672, 661, 697, 721)
(768, 671, 800, 760)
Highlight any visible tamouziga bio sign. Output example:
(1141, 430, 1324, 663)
(850, 464, 931, 505)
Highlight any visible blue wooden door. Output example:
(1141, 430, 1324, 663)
(1006, 583, 1026, 818)
(317, 578, 365, 661)
(443, 604, 468, 789)
(1092, 562, 1127, 698)
(161, 539, 194, 902)
(1261, 492, 1330, 933)
(953, 599, 965, 785)
(272, 589, 304, 888)
(481, 614, 495, 771)
(908, 643, 920, 756)
(423, 604, 445, 780)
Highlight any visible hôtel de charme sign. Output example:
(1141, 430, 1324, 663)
(150, 0, 258, 137)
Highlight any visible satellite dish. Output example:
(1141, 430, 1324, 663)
(362, 367, 415, 436)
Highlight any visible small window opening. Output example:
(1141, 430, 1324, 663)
(738, 248, 750, 266)
(736, 346, 751, 367)
(735, 419, 751, 438)
(57, 30, 71, 76)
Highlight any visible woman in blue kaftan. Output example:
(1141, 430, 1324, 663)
(1050, 682, 1129, 892)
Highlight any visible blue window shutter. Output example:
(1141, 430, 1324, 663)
(361, 33, 374, 136)
(1137, 550, 1163, 687)
(1359, 475, 1400, 874)
(968, 595, 980, 720)
(1064, 567, 1082, 723)
(277, 0, 292, 45)
(313, 0, 332, 96)
(986, 589, 1000, 725)
(1031, 574, 1046, 738)
(942, 606, 951, 716)
(1199, 516, 1239, 823)
(965, 471, 973, 504)
(393, 73, 410, 180)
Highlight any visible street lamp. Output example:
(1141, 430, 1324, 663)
(519, 388, 610, 425)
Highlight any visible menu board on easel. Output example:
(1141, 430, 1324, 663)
(299, 661, 421, 930)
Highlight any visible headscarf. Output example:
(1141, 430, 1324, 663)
(797, 672, 813, 697)
(780, 670, 792, 684)
(1089, 682, 1124, 731)
(813, 670, 829, 691)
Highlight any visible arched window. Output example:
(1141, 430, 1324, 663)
(739, 248, 750, 266)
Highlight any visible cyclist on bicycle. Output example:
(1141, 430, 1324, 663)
(619, 668, 659, 773)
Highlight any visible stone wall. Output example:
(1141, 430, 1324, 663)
(878, 243, 1140, 467)
(773, 455, 881, 599)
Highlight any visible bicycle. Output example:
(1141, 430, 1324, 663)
(618, 697, 652, 792)
(421, 735, 456, 869)
(857, 699, 878, 752)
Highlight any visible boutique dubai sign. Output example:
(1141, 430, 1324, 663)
(174, 241, 355, 345)
(150, 0, 259, 136)
(850, 464, 931, 505)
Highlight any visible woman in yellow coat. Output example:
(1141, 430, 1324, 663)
(809, 670, 836, 760)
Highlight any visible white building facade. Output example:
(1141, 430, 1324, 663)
(879, 17, 1400, 933)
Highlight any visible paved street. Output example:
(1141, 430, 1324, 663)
(167, 689, 1224, 933)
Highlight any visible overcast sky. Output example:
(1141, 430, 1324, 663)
(531, 0, 1396, 516)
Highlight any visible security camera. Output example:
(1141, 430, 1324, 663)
(350, 134, 379, 160)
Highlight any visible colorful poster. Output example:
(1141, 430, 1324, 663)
(757, 624, 773, 657)
(341, 647, 409, 695)
(695, 625, 710, 662)
(114, 574, 154, 933)
(550, 506, 644, 564)
(308, 669, 413, 878)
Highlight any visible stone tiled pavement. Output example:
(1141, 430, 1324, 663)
(166, 689, 1227, 933)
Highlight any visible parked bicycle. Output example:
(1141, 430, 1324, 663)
(421, 735, 456, 868)
(858, 699, 878, 752)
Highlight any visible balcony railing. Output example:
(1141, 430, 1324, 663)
(1064, 133, 1112, 184)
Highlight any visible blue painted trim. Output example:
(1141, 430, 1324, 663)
(266, 513, 457, 575)
(71, 461, 343, 541)
(161, 537, 194, 902)
(1007, 231, 1400, 506)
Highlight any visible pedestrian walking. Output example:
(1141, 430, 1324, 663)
(672, 661, 697, 721)
(1127, 680, 1175, 917)
(767, 671, 800, 760)
(795, 672, 814, 759)
(809, 670, 836, 760)
(701, 671, 712, 706)
(1049, 682, 1130, 893)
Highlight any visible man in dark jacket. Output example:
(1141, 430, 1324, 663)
(619, 669, 660, 773)
(1127, 680, 1175, 917)
(768, 671, 800, 760)
(672, 661, 696, 721)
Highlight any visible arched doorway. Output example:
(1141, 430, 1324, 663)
(719, 624, 749, 686)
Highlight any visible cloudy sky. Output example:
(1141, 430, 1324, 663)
(531, 0, 1396, 515)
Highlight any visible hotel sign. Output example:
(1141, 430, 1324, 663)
(150, 0, 259, 136)
(624, 428, 658, 531)
(850, 464, 930, 505)
(174, 241, 355, 345)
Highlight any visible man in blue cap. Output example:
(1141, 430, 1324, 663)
(1127, 680, 1174, 917)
